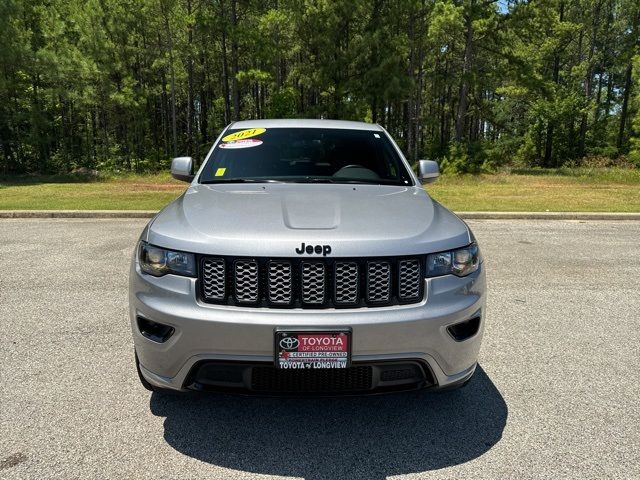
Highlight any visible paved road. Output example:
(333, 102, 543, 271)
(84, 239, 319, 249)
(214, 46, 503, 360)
(1, 219, 638, 479)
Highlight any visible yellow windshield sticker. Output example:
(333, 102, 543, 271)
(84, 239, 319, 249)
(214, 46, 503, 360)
(215, 168, 226, 176)
(222, 128, 266, 142)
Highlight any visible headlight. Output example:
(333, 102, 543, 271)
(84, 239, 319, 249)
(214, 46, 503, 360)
(426, 243, 481, 278)
(138, 242, 196, 277)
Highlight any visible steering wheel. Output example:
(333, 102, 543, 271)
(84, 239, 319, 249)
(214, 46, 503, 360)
(333, 164, 380, 180)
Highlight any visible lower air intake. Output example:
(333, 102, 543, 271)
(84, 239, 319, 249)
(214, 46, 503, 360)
(251, 366, 373, 393)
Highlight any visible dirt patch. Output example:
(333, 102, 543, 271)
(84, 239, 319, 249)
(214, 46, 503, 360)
(0, 452, 28, 470)
(110, 183, 185, 192)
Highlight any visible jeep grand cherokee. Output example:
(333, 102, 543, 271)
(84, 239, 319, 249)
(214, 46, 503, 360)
(129, 119, 486, 395)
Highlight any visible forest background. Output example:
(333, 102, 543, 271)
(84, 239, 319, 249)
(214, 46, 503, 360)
(1, 0, 639, 212)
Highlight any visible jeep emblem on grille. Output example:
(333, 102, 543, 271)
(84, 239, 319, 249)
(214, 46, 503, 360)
(295, 243, 332, 256)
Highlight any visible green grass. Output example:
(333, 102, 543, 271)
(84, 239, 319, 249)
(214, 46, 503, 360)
(1, 168, 639, 212)
(0, 173, 185, 210)
(427, 168, 640, 212)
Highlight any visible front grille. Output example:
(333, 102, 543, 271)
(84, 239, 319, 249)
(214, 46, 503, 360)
(268, 261, 293, 305)
(234, 260, 259, 303)
(199, 256, 424, 308)
(334, 262, 359, 304)
(201, 258, 226, 301)
(380, 366, 422, 382)
(398, 259, 422, 301)
(367, 261, 391, 303)
(251, 366, 373, 392)
(301, 262, 326, 304)
(184, 361, 435, 394)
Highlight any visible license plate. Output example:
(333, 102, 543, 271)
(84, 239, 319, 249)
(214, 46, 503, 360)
(275, 330, 351, 369)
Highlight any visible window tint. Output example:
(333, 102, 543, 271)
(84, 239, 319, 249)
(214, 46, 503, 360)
(199, 128, 413, 185)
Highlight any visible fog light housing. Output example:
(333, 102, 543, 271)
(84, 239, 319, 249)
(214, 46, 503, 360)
(447, 316, 481, 342)
(137, 316, 175, 343)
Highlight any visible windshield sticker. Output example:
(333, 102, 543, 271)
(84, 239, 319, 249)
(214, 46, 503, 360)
(219, 139, 263, 149)
(373, 133, 380, 138)
(215, 168, 226, 176)
(222, 128, 266, 142)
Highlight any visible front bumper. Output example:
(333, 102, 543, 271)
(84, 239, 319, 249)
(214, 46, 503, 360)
(129, 261, 486, 393)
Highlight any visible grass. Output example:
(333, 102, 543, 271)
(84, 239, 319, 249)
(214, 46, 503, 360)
(0, 173, 185, 210)
(1, 168, 639, 212)
(428, 168, 640, 212)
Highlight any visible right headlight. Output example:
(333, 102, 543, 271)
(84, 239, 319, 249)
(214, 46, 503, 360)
(138, 241, 196, 277)
(426, 243, 482, 278)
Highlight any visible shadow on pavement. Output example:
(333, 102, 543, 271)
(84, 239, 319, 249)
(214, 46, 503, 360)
(150, 366, 506, 480)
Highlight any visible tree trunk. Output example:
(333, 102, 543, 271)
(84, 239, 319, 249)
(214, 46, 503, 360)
(594, 71, 603, 127)
(230, 0, 240, 121)
(160, 66, 169, 153)
(186, 0, 194, 156)
(544, 1, 564, 167)
(455, 8, 474, 143)
(578, 1, 600, 158)
(617, 62, 633, 151)
(160, 1, 178, 158)
(220, 8, 232, 124)
(200, 51, 209, 145)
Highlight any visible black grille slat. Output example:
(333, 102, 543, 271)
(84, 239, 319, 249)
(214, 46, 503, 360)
(234, 260, 259, 303)
(366, 261, 391, 303)
(301, 262, 326, 304)
(334, 262, 359, 304)
(200, 256, 424, 308)
(251, 366, 373, 392)
(202, 258, 226, 301)
(268, 261, 293, 304)
(398, 259, 422, 301)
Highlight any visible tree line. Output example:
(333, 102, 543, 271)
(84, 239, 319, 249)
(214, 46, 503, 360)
(1, 0, 639, 175)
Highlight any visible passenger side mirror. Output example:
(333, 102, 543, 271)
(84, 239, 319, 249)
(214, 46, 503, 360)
(171, 157, 194, 182)
(418, 160, 439, 184)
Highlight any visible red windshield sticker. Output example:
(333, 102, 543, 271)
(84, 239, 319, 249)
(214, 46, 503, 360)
(219, 138, 263, 149)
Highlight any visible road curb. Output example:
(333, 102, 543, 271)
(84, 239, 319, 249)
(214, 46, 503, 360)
(456, 211, 640, 220)
(0, 210, 157, 219)
(1, 210, 640, 220)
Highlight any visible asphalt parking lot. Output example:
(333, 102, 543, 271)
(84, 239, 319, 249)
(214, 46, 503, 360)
(1, 218, 639, 479)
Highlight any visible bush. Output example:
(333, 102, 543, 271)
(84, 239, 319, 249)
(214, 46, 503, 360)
(438, 142, 493, 175)
(267, 88, 297, 118)
(579, 155, 635, 169)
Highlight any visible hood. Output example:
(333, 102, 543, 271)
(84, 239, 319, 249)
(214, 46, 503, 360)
(146, 183, 471, 257)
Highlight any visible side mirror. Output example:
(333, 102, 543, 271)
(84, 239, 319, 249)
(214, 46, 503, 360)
(418, 160, 439, 184)
(171, 157, 194, 182)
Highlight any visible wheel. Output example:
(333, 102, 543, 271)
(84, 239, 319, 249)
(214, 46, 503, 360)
(135, 351, 156, 391)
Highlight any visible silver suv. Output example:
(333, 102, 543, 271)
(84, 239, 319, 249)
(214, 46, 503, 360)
(129, 119, 486, 395)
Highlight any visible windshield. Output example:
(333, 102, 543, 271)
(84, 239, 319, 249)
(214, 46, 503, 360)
(199, 127, 413, 185)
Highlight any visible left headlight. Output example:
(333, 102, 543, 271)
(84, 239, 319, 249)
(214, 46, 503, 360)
(138, 241, 196, 277)
(426, 243, 482, 278)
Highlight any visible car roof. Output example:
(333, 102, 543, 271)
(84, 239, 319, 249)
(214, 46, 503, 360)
(228, 119, 384, 131)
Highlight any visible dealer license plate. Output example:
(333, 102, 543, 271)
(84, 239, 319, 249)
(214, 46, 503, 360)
(275, 330, 351, 369)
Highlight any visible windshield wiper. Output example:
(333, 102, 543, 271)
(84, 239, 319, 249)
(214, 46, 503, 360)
(200, 178, 283, 184)
(289, 177, 336, 183)
(290, 177, 393, 185)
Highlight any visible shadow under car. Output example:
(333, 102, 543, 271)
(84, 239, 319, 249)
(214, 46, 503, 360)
(149, 365, 507, 480)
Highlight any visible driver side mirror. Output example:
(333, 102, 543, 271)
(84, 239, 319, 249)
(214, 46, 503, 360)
(171, 157, 194, 182)
(418, 160, 439, 184)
